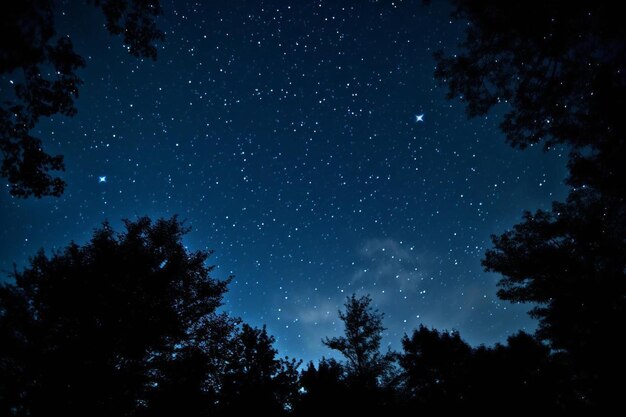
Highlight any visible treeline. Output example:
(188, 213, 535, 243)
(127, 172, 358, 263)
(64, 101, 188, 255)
(0, 216, 617, 415)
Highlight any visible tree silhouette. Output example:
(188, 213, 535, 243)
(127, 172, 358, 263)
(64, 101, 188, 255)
(398, 327, 564, 413)
(323, 294, 395, 389)
(139, 345, 218, 417)
(462, 333, 565, 412)
(398, 325, 471, 409)
(217, 324, 301, 416)
(297, 358, 348, 416)
(435, 1, 625, 198)
(0, 0, 164, 197)
(483, 189, 626, 407)
(0, 216, 232, 416)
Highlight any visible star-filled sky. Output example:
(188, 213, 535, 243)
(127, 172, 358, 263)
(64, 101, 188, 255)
(0, 0, 569, 361)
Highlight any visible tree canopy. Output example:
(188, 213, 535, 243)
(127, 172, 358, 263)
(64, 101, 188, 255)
(435, 1, 626, 198)
(483, 189, 626, 404)
(0, 216, 304, 416)
(0, 216, 231, 415)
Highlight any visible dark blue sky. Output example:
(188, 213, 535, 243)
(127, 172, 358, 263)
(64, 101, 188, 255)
(0, 0, 568, 361)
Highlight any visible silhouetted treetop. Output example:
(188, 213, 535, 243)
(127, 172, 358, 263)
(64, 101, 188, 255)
(0, 212, 608, 413)
(0, 216, 231, 416)
(398, 327, 565, 412)
(323, 294, 395, 387)
(218, 324, 301, 415)
(0, 0, 164, 198)
(399, 325, 471, 402)
(483, 190, 625, 355)
(296, 358, 356, 416)
(435, 1, 626, 196)
(483, 189, 626, 406)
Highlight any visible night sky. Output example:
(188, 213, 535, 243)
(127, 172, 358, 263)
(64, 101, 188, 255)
(0, 0, 569, 361)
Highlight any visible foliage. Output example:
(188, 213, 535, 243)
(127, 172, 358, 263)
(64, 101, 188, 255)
(483, 189, 626, 404)
(435, 1, 625, 198)
(398, 325, 471, 405)
(398, 328, 564, 412)
(218, 324, 301, 415)
(0, 216, 230, 416)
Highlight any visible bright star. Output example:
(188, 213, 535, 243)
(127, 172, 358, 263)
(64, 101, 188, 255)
(415, 114, 424, 122)
(98, 176, 107, 183)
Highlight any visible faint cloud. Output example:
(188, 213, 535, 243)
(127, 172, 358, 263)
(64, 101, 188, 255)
(298, 299, 337, 325)
(351, 238, 425, 295)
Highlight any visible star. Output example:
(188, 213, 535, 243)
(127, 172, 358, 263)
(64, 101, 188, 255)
(98, 176, 107, 183)
(415, 114, 424, 123)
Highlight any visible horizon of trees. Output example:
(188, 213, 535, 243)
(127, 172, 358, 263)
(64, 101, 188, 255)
(0, 215, 616, 414)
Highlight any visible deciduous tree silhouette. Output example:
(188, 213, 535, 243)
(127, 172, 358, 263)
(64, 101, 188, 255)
(398, 325, 471, 409)
(217, 324, 301, 416)
(0, 216, 232, 416)
(466, 332, 564, 412)
(435, 1, 626, 198)
(139, 345, 218, 417)
(0, 0, 164, 197)
(297, 358, 347, 416)
(483, 189, 626, 407)
(398, 327, 564, 413)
